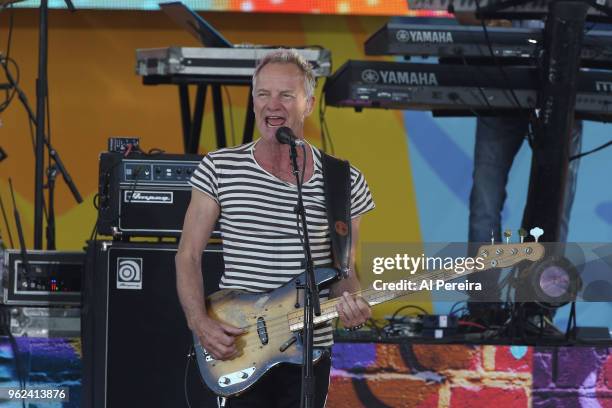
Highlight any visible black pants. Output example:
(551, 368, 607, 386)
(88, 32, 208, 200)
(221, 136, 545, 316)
(220, 352, 331, 408)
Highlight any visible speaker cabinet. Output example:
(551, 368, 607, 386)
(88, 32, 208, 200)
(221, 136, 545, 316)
(82, 241, 222, 408)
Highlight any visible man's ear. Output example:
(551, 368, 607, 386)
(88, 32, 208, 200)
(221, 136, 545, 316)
(304, 96, 315, 118)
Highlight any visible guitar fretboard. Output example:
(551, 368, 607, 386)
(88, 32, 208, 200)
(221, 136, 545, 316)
(287, 242, 543, 331)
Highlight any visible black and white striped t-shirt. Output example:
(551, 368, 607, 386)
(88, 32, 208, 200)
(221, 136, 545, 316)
(189, 140, 375, 346)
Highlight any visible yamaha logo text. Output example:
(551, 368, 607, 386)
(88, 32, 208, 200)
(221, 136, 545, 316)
(124, 190, 174, 204)
(361, 70, 438, 86)
(396, 29, 454, 44)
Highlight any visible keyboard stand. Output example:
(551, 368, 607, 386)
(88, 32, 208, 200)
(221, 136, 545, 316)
(143, 74, 256, 153)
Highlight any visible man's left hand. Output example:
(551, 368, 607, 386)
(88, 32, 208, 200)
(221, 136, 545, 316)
(336, 291, 371, 329)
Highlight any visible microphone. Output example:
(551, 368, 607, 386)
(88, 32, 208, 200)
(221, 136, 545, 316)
(275, 127, 304, 146)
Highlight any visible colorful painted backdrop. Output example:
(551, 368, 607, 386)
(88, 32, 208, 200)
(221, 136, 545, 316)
(0, 8, 611, 408)
(330, 343, 612, 408)
(2, 339, 612, 407)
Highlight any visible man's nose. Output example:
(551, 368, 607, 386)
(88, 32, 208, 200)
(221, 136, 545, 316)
(266, 94, 283, 109)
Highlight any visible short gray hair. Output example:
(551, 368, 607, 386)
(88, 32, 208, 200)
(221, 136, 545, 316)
(252, 49, 316, 100)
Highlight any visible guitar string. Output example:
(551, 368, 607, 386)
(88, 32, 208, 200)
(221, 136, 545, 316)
(229, 249, 535, 337)
(224, 250, 534, 355)
(234, 269, 482, 346)
(215, 250, 539, 346)
(231, 287, 432, 357)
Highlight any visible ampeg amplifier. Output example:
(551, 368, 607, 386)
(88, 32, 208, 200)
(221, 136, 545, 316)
(97, 152, 217, 238)
(1, 250, 83, 306)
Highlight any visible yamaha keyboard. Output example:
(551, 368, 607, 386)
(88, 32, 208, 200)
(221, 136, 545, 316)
(324, 60, 612, 119)
(365, 23, 612, 65)
(136, 47, 332, 79)
(408, 0, 612, 19)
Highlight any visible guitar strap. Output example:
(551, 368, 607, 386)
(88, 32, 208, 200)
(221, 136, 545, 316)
(320, 150, 352, 279)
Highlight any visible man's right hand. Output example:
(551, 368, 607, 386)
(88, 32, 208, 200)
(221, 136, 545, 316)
(177, 190, 239, 360)
(194, 316, 245, 361)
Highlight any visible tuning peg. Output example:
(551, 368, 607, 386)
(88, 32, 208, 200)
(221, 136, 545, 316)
(491, 230, 495, 245)
(503, 229, 512, 244)
(518, 228, 527, 243)
(530, 227, 544, 242)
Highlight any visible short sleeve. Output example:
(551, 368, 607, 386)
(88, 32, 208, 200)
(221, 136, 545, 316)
(350, 166, 375, 218)
(188, 155, 219, 203)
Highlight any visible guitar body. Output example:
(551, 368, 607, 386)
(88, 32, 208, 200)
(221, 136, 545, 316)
(194, 268, 338, 397)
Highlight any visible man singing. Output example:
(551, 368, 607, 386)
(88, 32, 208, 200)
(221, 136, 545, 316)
(176, 49, 375, 407)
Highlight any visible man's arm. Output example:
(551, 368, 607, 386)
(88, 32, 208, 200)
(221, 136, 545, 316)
(175, 188, 242, 360)
(330, 217, 372, 328)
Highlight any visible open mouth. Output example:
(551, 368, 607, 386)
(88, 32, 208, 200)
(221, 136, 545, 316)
(265, 116, 286, 128)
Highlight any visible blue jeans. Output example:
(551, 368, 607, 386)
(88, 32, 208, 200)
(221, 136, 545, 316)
(469, 117, 582, 243)
(468, 117, 582, 301)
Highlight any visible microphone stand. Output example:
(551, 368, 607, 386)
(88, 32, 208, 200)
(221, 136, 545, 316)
(46, 165, 57, 250)
(34, 0, 76, 249)
(3, 42, 82, 250)
(287, 141, 321, 408)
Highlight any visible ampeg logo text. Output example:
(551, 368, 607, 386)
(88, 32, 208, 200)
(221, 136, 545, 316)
(124, 191, 173, 204)
(361, 70, 438, 86)
(396, 29, 454, 43)
(117, 258, 143, 290)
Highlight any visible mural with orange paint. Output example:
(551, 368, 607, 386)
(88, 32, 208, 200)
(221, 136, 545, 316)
(0, 9, 424, 318)
(0, 10, 418, 252)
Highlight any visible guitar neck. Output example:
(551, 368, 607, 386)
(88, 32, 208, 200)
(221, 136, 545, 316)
(287, 268, 464, 331)
(286, 242, 544, 332)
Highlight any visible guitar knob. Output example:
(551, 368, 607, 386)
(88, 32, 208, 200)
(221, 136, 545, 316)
(495, 248, 504, 255)
(510, 248, 518, 255)
(241, 372, 249, 379)
(480, 250, 489, 258)
(221, 377, 231, 385)
(525, 247, 533, 254)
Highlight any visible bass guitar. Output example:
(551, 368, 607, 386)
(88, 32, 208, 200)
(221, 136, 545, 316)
(194, 242, 544, 397)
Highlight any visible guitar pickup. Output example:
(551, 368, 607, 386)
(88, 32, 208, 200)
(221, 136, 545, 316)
(257, 317, 269, 345)
(279, 336, 297, 352)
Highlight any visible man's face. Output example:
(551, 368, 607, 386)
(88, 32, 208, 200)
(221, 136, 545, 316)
(253, 62, 314, 142)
